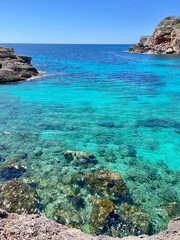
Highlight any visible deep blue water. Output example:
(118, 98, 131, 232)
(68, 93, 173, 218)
(0, 44, 180, 236)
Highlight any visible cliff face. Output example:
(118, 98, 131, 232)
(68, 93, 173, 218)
(0, 46, 39, 83)
(129, 16, 180, 54)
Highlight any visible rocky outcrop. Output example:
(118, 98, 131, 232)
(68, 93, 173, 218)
(0, 46, 39, 83)
(129, 16, 180, 54)
(0, 209, 179, 240)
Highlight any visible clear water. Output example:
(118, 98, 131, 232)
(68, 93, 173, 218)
(0, 44, 180, 236)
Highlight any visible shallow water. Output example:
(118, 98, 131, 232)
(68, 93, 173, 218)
(0, 44, 180, 236)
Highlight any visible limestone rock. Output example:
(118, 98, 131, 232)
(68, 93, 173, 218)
(129, 16, 180, 54)
(0, 46, 39, 83)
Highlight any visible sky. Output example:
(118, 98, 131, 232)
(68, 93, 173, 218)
(0, 0, 180, 44)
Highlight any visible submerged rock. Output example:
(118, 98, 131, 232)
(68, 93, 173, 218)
(163, 201, 180, 220)
(85, 170, 129, 201)
(0, 179, 40, 214)
(89, 198, 115, 234)
(129, 16, 180, 54)
(0, 46, 39, 83)
(63, 150, 96, 164)
(119, 145, 137, 158)
(117, 203, 150, 236)
(0, 158, 27, 181)
(54, 204, 84, 227)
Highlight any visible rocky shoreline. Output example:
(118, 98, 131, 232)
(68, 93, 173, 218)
(129, 16, 180, 54)
(0, 46, 40, 83)
(0, 209, 179, 240)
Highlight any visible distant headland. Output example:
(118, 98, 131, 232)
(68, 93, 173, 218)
(0, 46, 40, 83)
(129, 16, 180, 54)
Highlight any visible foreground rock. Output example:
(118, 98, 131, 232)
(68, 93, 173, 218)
(129, 16, 180, 54)
(0, 46, 39, 83)
(0, 209, 179, 240)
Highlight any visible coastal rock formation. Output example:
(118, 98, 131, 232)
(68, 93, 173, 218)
(0, 46, 39, 83)
(129, 16, 180, 54)
(0, 209, 180, 240)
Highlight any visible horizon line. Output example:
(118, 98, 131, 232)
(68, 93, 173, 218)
(0, 42, 134, 45)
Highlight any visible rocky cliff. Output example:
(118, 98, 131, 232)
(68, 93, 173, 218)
(0, 209, 179, 240)
(129, 16, 180, 54)
(0, 46, 39, 83)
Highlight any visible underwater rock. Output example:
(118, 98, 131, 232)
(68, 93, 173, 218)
(98, 120, 116, 128)
(0, 158, 27, 181)
(63, 150, 96, 164)
(33, 147, 43, 157)
(0, 179, 40, 214)
(119, 145, 136, 158)
(117, 203, 150, 236)
(137, 118, 170, 128)
(104, 149, 117, 163)
(89, 197, 115, 234)
(16, 152, 28, 159)
(163, 202, 180, 220)
(54, 204, 84, 227)
(85, 170, 129, 201)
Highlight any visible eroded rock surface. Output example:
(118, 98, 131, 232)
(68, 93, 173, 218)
(0, 46, 39, 83)
(129, 16, 180, 54)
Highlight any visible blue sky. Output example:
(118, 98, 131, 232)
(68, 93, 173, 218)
(1, 0, 180, 44)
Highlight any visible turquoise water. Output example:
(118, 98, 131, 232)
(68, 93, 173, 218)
(0, 44, 180, 236)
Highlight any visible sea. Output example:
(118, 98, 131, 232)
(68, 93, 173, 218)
(0, 44, 180, 237)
